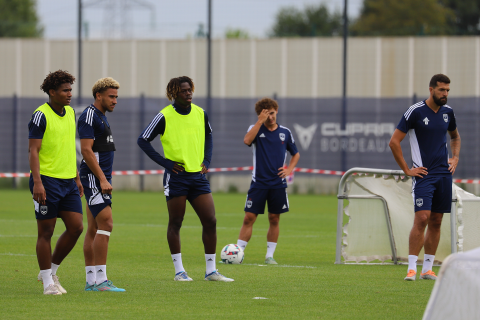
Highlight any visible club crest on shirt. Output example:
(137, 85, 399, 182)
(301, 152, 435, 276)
(416, 198, 423, 207)
(443, 114, 448, 123)
(246, 199, 253, 208)
(279, 133, 285, 141)
(40, 205, 48, 215)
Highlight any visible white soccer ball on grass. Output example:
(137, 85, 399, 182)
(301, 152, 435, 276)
(221, 244, 244, 264)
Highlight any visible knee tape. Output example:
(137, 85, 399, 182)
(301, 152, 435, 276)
(96, 230, 111, 236)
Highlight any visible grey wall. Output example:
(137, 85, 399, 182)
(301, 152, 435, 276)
(2, 37, 479, 180)
(3, 96, 479, 179)
(1, 37, 479, 99)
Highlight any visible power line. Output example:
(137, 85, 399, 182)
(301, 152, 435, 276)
(83, 0, 155, 39)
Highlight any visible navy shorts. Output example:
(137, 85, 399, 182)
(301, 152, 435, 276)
(29, 174, 83, 220)
(80, 173, 112, 218)
(244, 187, 289, 215)
(412, 175, 452, 213)
(163, 171, 211, 202)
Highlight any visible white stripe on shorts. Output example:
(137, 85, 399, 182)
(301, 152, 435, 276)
(164, 173, 170, 196)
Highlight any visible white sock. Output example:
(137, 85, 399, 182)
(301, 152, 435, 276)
(95, 265, 107, 284)
(171, 253, 185, 274)
(266, 242, 277, 258)
(51, 263, 59, 276)
(40, 269, 54, 290)
(237, 240, 248, 252)
(422, 254, 435, 273)
(408, 255, 418, 272)
(85, 266, 95, 286)
(205, 254, 216, 275)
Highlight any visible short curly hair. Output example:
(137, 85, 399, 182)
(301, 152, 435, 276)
(166, 76, 195, 101)
(92, 77, 120, 99)
(255, 98, 278, 115)
(40, 70, 75, 96)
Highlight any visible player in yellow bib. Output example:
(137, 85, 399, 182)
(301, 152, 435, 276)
(28, 70, 84, 295)
(138, 76, 233, 281)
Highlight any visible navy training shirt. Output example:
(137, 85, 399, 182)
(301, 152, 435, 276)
(248, 124, 298, 189)
(77, 105, 115, 180)
(397, 100, 457, 175)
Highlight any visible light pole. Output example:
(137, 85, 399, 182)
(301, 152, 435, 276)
(341, 0, 348, 172)
(206, 0, 212, 117)
(78, 0, 82, 107)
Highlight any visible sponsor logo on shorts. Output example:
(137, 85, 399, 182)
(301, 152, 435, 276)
(443, 114, 448, 123)
(416, 198, 423, 207)
(40, 205, 48, 215)
(246, 199, 253, 208)
(102, 194, 110, 200)
(279, 133, 285, 141)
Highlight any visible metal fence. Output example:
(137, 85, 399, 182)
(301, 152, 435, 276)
(2, 95, 479, 179)
(1, 37, 480, 181)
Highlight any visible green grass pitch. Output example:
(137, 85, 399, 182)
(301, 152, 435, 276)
(0, 190, 435, 319)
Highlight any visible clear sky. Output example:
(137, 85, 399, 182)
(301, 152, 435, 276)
(37, 0, 363, 39)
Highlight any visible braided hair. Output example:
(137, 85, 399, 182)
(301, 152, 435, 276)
(166, 76, 195, 101)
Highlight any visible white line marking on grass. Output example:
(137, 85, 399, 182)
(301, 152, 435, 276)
(114, 223, 168, 228)
(277, 265, 316, 269)
(0, 253, 36, 257)
(0, 235, 60, 238)
(242, 263, 316, 269)
(251, 235, 318, 238)
(217, 226, 268, 231)
(114, 223, 206, 229)
(0, 235, 36, 237)
(113, 223, 268, 231)
(253, 297, 268, 299)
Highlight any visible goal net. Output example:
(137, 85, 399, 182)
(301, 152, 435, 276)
(422, 247, 480, 320)
(335, 168, 480, 264)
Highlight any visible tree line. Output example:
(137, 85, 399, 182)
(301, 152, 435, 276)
(271, 0, 480, 37)
(0, 0, 42, 37)
(1, 0, 479, 38)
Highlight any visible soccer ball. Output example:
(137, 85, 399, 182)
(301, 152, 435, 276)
(221, 244, 244, 264)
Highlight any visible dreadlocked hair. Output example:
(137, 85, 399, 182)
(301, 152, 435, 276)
(166, 76, 195, 101)
(40, 70, 76, 96)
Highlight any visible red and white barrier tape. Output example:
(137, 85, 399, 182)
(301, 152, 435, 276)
(0, 168, 477, 183)
(0, 167, 343, 178)
(0, 173, 30, 178)
(453, 179, 480, 184)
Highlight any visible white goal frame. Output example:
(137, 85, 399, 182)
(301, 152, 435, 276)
(335, 167, 460, 265)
